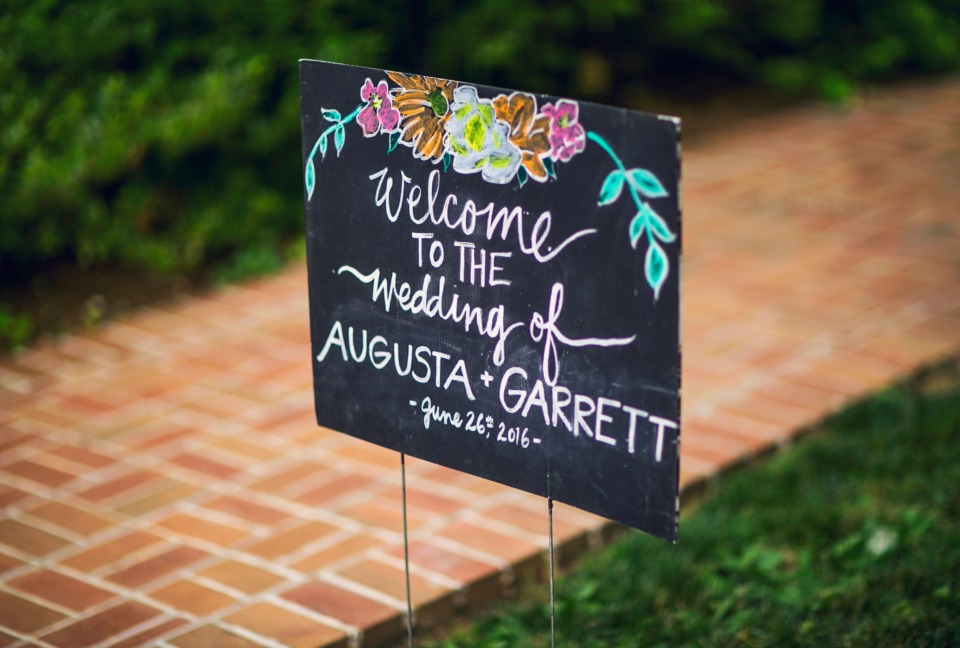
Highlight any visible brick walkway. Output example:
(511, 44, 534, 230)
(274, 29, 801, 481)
(2, 78, 959, 647)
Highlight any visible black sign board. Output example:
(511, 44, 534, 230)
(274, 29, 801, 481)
(300, 60, 681, 541)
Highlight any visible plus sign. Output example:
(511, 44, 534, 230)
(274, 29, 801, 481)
(480, 371, 494, 388)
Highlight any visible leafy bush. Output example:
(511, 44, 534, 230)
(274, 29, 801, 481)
(0, 1, 393, 278)
(2, 0, 957, 282)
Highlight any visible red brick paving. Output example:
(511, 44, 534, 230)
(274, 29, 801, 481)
(1, 78, 959, 646)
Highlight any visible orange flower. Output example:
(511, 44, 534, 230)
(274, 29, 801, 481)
(492, 92, 552, 182)
(388, 71, 457, 162)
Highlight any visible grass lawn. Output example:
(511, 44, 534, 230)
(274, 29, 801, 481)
(425, 364, 960, 647)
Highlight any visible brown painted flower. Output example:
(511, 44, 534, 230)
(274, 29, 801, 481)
(388, 71, 457, 162)
(492, 92, 552, 182)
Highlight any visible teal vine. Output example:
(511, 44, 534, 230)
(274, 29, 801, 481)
(587, 131, 676, 299)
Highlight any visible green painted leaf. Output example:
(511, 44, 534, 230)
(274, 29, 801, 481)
(334, 125, 345, 155)
(643, 204, 676, 243)
(627, 169, 668, 198)
(387, 131, 401, 154)
(598, 170, 625, 206)
(517, 166, 528, 187)
(319, 134, 328, 159)
(465, 115, 485, 152)
(443, 152, 453, 172)
(478, 103, 495, 125)
(322, 108, 341, 122)
(305, 158, 316, 200)
(450, 139, 468, 156)
(629, 213, 645, 248)
(543, 157, 557, 179)
(645, 239, 669, 300)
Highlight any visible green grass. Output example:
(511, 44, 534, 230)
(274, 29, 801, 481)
(426, 365, 960, 647)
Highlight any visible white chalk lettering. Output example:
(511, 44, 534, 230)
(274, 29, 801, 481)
(489, 252, 511, 286)
(369, 167, 595, 264)
(317, 320, 348, 363)
(337, 265, 522, 367)
(317, 321, 475, 400)
(412, 232, 433, 268)
(454, 241, 514, 288)
(420, 396, 464, 430)
(369, 167, 408, 222)
(499, 367, 527, 414)
(530, 283, 636, 385)
(648, 416, 677, 463)
(497, 368, 675, 458)
(595, 397, 620, 446)
(574, 395, 595, 438)
(370, 335, 390, 369)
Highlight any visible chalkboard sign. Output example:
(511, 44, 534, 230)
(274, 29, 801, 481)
(300, 60, 681, 541)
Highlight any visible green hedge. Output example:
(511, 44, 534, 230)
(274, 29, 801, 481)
(1, 1, 382, 278)
(2, 0, 957, 280)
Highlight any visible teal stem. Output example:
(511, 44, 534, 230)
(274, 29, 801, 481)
(586, 131, 624, 170)
(308, 103, 363, 161)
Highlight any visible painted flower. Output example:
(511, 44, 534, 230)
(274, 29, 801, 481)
(388, 71, 457, 162)
(542, 100, 586, 162)
(356, 78, 400, 137)
(493, 92, 552, 182)
(445, 86, 521, 184)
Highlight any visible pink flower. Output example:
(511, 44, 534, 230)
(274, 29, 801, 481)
(356, 78, 400, 137)
(541, 100, 586, 162)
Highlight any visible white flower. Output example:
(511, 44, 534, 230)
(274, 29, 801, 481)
(445, 86, 521, 184)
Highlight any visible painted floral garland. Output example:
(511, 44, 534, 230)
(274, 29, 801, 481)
(305, 72, 677, 298)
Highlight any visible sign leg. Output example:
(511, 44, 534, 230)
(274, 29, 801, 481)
(402, 453, 414, 647)
(549, 495, 556, 648)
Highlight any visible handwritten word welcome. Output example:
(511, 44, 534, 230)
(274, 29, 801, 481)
(370, 167, 596, 264)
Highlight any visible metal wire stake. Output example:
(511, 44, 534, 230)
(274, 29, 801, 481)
(548, 496, 556, 648)
(401, 453, 414, 648)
